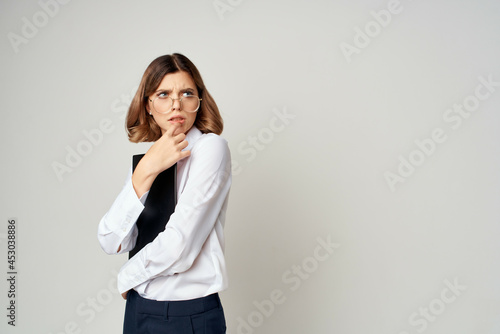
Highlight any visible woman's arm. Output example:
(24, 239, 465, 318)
(116, 135, 232, 295)
(97, 168, 146, 254)
(132, 124, 190, 198)
(98, 125, 190, 254)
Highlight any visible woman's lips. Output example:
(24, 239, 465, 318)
(168, 117, 185, 124)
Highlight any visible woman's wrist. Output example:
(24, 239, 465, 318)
(131, 158, 158, 198)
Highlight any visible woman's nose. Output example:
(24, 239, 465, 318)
(172, 97, 182, 110)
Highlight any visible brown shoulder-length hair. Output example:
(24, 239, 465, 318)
(126, 53, 223, 142)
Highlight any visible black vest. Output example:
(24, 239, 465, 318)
(129, 154, 177, 259)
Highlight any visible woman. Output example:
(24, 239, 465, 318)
(97, 53, 231, 334)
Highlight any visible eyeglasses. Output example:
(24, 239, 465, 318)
(148, 93, 202, 114)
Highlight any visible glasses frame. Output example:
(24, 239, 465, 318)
(148, 95, 202, 114)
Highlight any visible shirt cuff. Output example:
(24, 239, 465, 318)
(114, 178, 146, 239)
(139, 190, 149, 205)
(117, 254, 149, 294)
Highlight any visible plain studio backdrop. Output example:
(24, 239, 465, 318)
(1, 0, 499, 333)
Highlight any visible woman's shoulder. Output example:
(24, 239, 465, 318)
(189, 132, 231, 167)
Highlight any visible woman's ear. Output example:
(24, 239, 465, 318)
(145, 100, 152, 115)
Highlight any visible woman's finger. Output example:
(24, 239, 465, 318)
(177, 138, 189, 150)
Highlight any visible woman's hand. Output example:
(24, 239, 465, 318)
(132, 124, 191, 198)
(121, 290, 129, 300)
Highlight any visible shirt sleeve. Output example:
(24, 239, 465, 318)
(97, 168, 148, 255)
(116, 135, 232, 294)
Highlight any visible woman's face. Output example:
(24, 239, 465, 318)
(147, 71, 198, 136)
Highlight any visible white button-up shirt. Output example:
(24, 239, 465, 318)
(97, 126, 231, 301)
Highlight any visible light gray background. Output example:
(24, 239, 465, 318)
(1, 0, 499, 333)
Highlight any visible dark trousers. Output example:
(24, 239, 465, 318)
(123, 289, 226, 334)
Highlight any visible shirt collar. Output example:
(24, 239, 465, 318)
(183, 126, 202, 152)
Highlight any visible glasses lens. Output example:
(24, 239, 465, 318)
(153, 96, 172, 114)
(152, 96, 200, 114)
(182, 96, 200, 113)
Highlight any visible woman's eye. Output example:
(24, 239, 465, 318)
(183, 91, 194, 97)
(158, 92, 168, 98)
